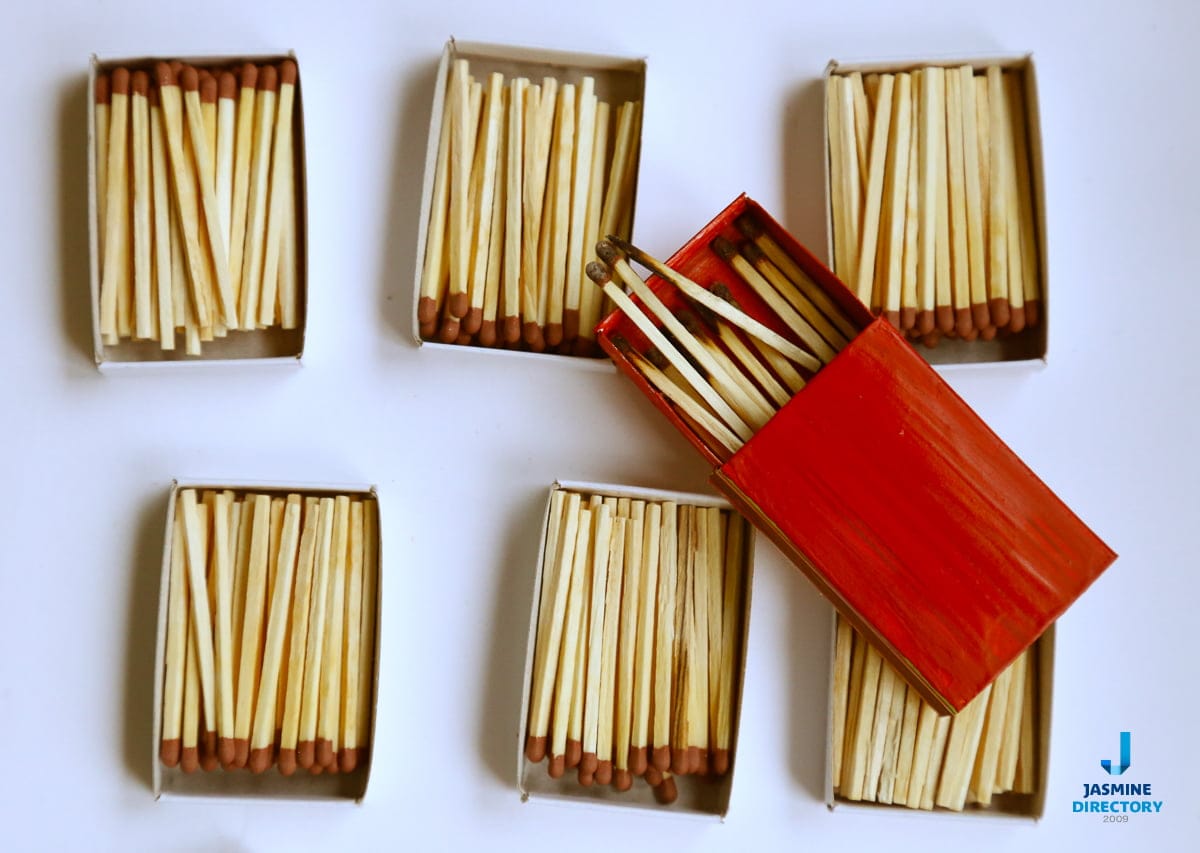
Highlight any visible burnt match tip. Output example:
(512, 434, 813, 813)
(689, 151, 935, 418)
(180, 65, 200, 92)
(94, 73, 110, 103)
(258, 64, 279, 92)
(734, 214, 764, 239)
(277, 749, 297, 775)
(677, 309, 702, 334)
(200, 70, 217, 103)
(218, 70, 236, 99)
(610, 334, 632, 355)
(280, 59, 298, 85)
(111, 67, 130, 95)
(130, 70, 149, 97)
(740, 239, 766, 264)
(586, 261, 612, 285)
(595, 240, 622, 265)
(646, 347, 669, 370)
(239, 62, 258, 89)
(710, 282, 735, 304)
(153, 62, 174, 88)
(614, 769, 633, 792)
(654, 776, 679, 805)
(710, 235, 737, 260)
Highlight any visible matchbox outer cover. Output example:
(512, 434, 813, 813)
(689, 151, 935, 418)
(595, 194, 1116, 715)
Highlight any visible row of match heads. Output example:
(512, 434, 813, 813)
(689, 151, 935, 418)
(96, 60, 297, 105)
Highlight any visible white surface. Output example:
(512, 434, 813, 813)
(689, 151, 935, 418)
(1, 0, 1195, 849)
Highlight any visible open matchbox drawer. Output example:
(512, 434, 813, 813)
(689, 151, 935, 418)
(88, 52, 308, 369)
(410, 38, 645, 368)
(596, 194, 1114, 716)
(517, 480, 754, 818)
(151, 479, 380, 801)
(823, 53, 1047, 369)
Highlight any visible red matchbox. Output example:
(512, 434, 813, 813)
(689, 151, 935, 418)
(595, 194, 1116, 715)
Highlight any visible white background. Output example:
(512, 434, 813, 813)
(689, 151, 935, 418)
(1, 0, 1196, 849)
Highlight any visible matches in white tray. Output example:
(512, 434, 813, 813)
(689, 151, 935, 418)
(826, 64, 1041, 350)
(92, 57, 303, 359)
(159, 488, 377, 779)
(417, 55, 642, 357)
(831, 614, 1041, 812)
(523, 487, 751, 808)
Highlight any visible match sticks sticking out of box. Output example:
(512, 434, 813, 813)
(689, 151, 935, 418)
(524, 489, 750, 805)
(827, 66, 1040, 348)
(831, 615, 1039, 811)
(160, 489, 377, 776)
(588, 222, 856, 461)
(94, 60, 301, 355)
(418, 58, 641, 356)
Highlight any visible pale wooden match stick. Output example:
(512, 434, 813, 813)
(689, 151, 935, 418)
(98, 68, 130, 341)
(534, 125, 558, 350)
(915, 67, 940, 335)
(713, 513, 744, 774)
(706, 286, 810, 394)
(878, 74, 913, 328)
(712, 237, 839, 364)
(628, 502, 660, 775)
(832, 76, 861, 287)
(228, 64, 257, 308)
(863, 660, 898, 799)
(297, 498, 335, 769)
(257, 61, 298, 329)
(863, 73, 881, 118)
(919, 714, 951, 810)
(278, 497, 319, 776)
(613, 503, 644, 790)
(899, 72, 921, 330)
(148, 86, 175, 348)
(337, 501, 366, 772)
(651, 502, 678, 772)
(95, 74, 110, 288)
(161, 509, 188, 767)
(566, 553, 589, 773)
(830, 616, 854, 788)
(838, 629, 866, 793)
(549, 506, 592, 778)
(418, 66, 455, 335)
(601, 242, 774, 430)
(933, 70, 954, 335)
(265, 498, 285, 653)
(711, 317, 791, 409)
(890, 686, 921, 805)
(985, 67, 1010, 328)
(826, 76, 850, 292)
(316, 495, 350, 769)
(575, 100, 611, 354)
(462, 73, 504, 337)
(245, 496, 301, 772)
(876, 670, 908, 804)
(598, 101, 637, 252)
(498, 77, 527, 345)
(129, 71, 154, 341)
(278, 123, 300, 330)
(934, 683, 993, 810)
(355, 501, 378, 764)
(968, 662, 1013, 801)
(973, 77, 997, 340)
(578, 503, 614, 784)
(703, 508, 725, 771)
(944, 69, 972, 336)
(956, 66, 990, 332)
(843, 643, 882, 800)
(230, 494, 270, 768)
(741, 241, 850, 351)
(673, 508, 697, 775)
(520, 79, 557, 349)
(207, 491, 235, 767)
(562, 78, 597, 345)
(854, 74, 895, 307)
(999, 74, 1027, 334)
(215, 72, 235, 271)
(995, 649, 1028, 792)
(199, 71, 217, 179)
(848, 72, 870, 190)
(1006, 72, 1040, 327)
(478, 98, 507, 348)
(181, 597, 201, 773)
(198, 494, 220, 771)
(230, 495, 253, 676)
(526, 492, 580, 762)
(903, 701, 938, 807)
(612, 236, 822, 372)
(593, 514, 626, 786)
(177, 490, 218, 763)
(181, 67, 237, 329)
(238, 65, 277, 330)
(544, 83, 576, 348)
(679, 309, 778, 424)
(1013, 651, 1037, 794)
(444, 61, 473, 331)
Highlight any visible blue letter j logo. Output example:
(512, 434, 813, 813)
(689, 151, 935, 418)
(1101, 732, 1131, 776)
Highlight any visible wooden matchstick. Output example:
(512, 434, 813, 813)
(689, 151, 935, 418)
(198, 494, 219, 771)
(98, 68, 129, 341)
(848, 72, 870, 190)
(598, 101, 637, 254)
(999, 74, 1027, 334)
(903, 701, 938, 807)
(129, 71, 154, 341)
(1014, 650, 1037, 794)
(444, 61, 474, 333)
(613, 503, 644, 791)
(526, 493, 580, 762)
(257, 60, 297, 329)
(177, 490, 218, 763)
(628, 501, 660, 775)
(711, 317, 792, 409)
(338, 501, 366, 772)
(713, 513, 744, 774)
(578, 503, 613, 784)
(890, 686, 921, 805)
(843, 642, 882, 800)
(678, 310, 777, 426)
(933, 70, 954, 336)
(520, 79, 557, 349)
(985, 67, 1010, 329)
(478, 98, 507, 348)
(499, 77, 527, 345)
(954, 66, 990, 332)
(1006, 72, 1040, 327)
(694, 508, 718, 773)
(593, 514, 625, 785)
(237, 65, 277, 330)
(230, 495, 253, 675)
(355, 501, 378, 764)
(231, 494, 270, 768)
(544, 83, 575, 348)
(297, 498, 335, 769)
(862, 659, 898, 799)
(215, 72, 235, 272)
(148, 86, 175, 348)
(248, 496, 301, 772)
(207, 492, 235, 766)
(418, 66, 455, 336)
(915, 66, 945, 336)
(278, 123, 299, 330)
(566, 546, 589, 773)
(899, 72, 920, 330)
(944, 69, 971, 336)
(161, 509, 188, 767)
(934, 683, 993, 810)
(876, 670, 908, 804)
(651, 502, 678, 772)
(995, 649, 1028, 792)
(855, 74, 895, 307)
(562, 78, 597, 345)
(95, 74, 110, 288)
(549, 506, 592, 778)
(278, 497, 319, 776)
(462, 73, 504, 337)
(181, 597, 201, 773)
(830, 615, 854, 788)
(968, 664, 1012, 803)
(575, 100, 611, 354)
(316, 496, 350, 769)
(228, 64, 257, 308)
(877, 73, 912, 328)
(741, 241, 850, 351)
(830, 76, 861, 287)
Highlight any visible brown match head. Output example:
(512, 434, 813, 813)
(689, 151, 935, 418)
(199, 69, 217, 103)
(572, 337, 600, 357)
(611, 334, 633, 356)
(961, 326, 980, 342)
(297, 739, 315, 769)
(478, 319, 498, 347)
(437, 315, 460, 343)
(586, 261, 612, 286)
(922, 331, 941, 348)
(712, 748, 730, 776)
(218, 70, 236, 100)
(734, 214, 765, 240)
(580, 753, 598, 776)
(232, 737, 250, 767)
(309, 762, 325, 775)
(645, 346, 669, 371)
(455, 330, 473, 346)
(979, 324, 998, 341)
(885, 309, 901, 329)
(595, 760, 613, 786)
(522, 321, 545, 351)
(562, 309, 580, 344)
(955, 307, 973, 338)
(159, 738, 181, 768)
(577, 766, 595, 787)
(696, 749, 709, 775)
(548, 754, 566, 779)
(936, 305, 955, 334)
(629, 746, 648, 776)
(418, 319, 437, 340)
(239, 62, 258, 89)
(153, 62, 175, 88)
(339, 748, 359, 774)
(988, 298, 1011, 329)
(544, 323, 563, 348)
(94, 73, 110, 104)
(654, 775, 679, 805)
(417, 295, 439, 326)
(278, 749, 297, 776)
(169, 60, 184, 75)
(740, 239, 766, 266)
(916, 309, 935, 335)
(280, 59, 298, 86)
(110, 67, 130, 95)
(710, 235, 737, 261)
(217, 736, 235, 767)
(686, 746, 701, 774)
(149, 86, 159, 107)
(180, 746, 199, 773)
(315, 738, 334, 768)
(258, 64, 279, 93)
(501, 315, 521, 345)
(651, 745, 670, 772)
(614, 769, 633, 792)
(180, 65, 200, 92)
(447, 291, 469, 320)
(525, 735, 548, 764)
(670, 747, 689, 775)
(462, 306, 483, 335)
(248, 747, 272, 774)
(565, 739, 582, 769)
(900, 306, 917, 331)
(200, 739, 219, 771)
(644, 766, 663, 786)
(1008, 305, 1027, 334)
(595, 240, 623, 266)
(1025, 299, 1040, 328)
(971, 301, 992, 331)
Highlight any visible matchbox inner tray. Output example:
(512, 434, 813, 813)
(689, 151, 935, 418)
(595, 194, 1115, 715)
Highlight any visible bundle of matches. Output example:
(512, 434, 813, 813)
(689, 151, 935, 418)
(94, 59, 301, 356)
(587, 220, 857, 461)
(832, 615, 1040, 811)
(159, 489, 377, 777)
(826, 65, 1040, 347)
(417, 58, 641, 355)
(524, 489, 751, 807)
